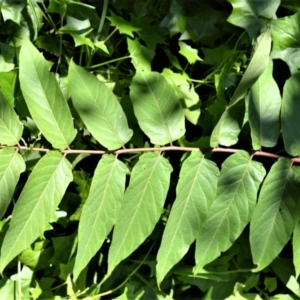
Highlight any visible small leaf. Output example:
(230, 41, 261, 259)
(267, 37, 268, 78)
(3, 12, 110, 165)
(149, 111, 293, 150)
(249, 59, 281, 149)
(293, 219, 300, 279)
(156, 151, 219, 285)
(0, 148, 25, 219)
(0, 151, 72, 272)
(250, 158, 300, 271)
(68, 61, 133, 150)
(0, 90, 23, 146)
(107, 11, 136, 37)
(108, 153, 172, 274)
(74, 155, 128, 281)
(282, 73, 300, 156)
(178, 41, 202, 64)
(130, 70, 185, 145)
(19, 39, 76, 149)
(194, 151, 266, 273)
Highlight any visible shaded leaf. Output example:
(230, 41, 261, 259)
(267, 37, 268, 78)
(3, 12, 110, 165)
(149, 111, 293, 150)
(194, 151, 266, 272)
(0, 70, 17, 106)
(68, 60, 133, 150)
(0, 90, 23, 146)
(108, 153, 172, 274)
(19, 39, 76, 149)
(0, 151, 72, 272)
(156, 151, 219, 285)
(249, 59, 281, 149)
(293, 219, 300, 279)
(0, 148, 25, 219)
(250, 158, 300, 271)
(130, 70, 185, 145)
(74, 155, 128, 281)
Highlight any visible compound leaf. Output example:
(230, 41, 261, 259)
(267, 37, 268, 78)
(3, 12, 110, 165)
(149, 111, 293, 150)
(0, 151, 72, 272)
(194, 151, 266, 273)
(69, 61, 133, 150)
(74, 155, 128, 281)
(19, 39, 76, 149)
(250, 158, 300, 271)
(130, 70, 185, 145)
(156, 151, 219, 285)
(108, 152, 172, 274)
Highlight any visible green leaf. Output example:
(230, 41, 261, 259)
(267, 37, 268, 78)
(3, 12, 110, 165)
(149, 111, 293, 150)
(0, 151, 72, 272)
(0, 148, 25, 219)
(156, 151, 219, 285)
(74, 155, 128, 281)
(130, 70, 185, 145)
(271, 10, 300, 74)
(0, 90, 23, 146)
(282, 73, 300, 156)
(293, 220, 300, 279)
(248, 59, 281, 150)
(227, 0, 280, 38)
(0, 70, 17, 106)
(108, 153, 172, 274)
(230, 28, 272, 106)
(210, 100, 245, 147)
(127, 38, 154, 72)
(250, 158, 300, 271)
(68, 60, 133, 150)
(194, 151, 266, 273)
(19, 39, 76, 149)
(0, 0, 26, 24)
(178, 41, 202, 64)
(107, 11, 136, 37)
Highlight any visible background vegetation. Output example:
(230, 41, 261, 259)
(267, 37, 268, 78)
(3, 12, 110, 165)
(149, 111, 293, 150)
(1, 0, 300, 299)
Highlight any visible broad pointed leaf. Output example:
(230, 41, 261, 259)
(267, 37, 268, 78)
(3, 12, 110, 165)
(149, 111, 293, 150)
(0, 148, 25, 219)
(74, 155, 128, 281)
(250, 158, 300, 271)
(249, 60, 281, 150)
(282, 73, 300, 156)
(293, 219, 300, 279)
(194, 151, 266, 273)
(156, 151, 219, 285)
(68, 61, 133, 150)
(130, 70, 185, 145)
(108, 153, 172, 274)
(0, 90, 23, 146)
(0, 151, 72, 272)
(19, 39, 76, 149)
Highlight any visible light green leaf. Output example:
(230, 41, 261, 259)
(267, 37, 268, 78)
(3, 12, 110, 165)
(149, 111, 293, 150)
(19, 39, 76, 149)
(127, 38, 154, 72)
(74, 155, 128, 281)
(0, 90, 23, 146)
(210, 100, 245, 147)
(249, 59, 281, 150)
(0, 151, 72, 272)
(293, 220, 300, 279)
(130, 70, 185, 145)
(68, 60, 133, 150)
(0, 148, 25, 219)
(230, 28, 272, 106)
(0, 70, 17, 106)
(107, 11, 137, 38)
(282, 73, 300, 156)
(271, 10, 300, 74)
(194, 151, 266, 273)
(0, 0, 26, 24)
(250, 158, 300, 271)
(227, 0, 280, 38)
(156, 151, 219, 285)
(178, 41, 202, 64)
(108, 153, 172, 274)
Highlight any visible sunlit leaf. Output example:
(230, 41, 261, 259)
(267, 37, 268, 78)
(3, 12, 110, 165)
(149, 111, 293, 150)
(68, 60, 133, 150)
(108, 153, 172, 274)
(130, 70, 185, 145)
(0, 90, 23, 146)
(194, 151, 266, 273)
(250, 158, 300, 271)
(249, 60, 281, 149)
(156, 151, 219, 285)
(178, 41, 202, 64)
(107, 11, 136, 38)
(293, 220, 300, 279)
(74, 155, 128, 281)
(0, 148, 25, 219)
(0, 151, 72, 272)
(19, 39, 77, 149)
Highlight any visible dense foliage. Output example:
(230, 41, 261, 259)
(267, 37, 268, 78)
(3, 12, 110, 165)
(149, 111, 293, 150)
(1, 0, 300, 298)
